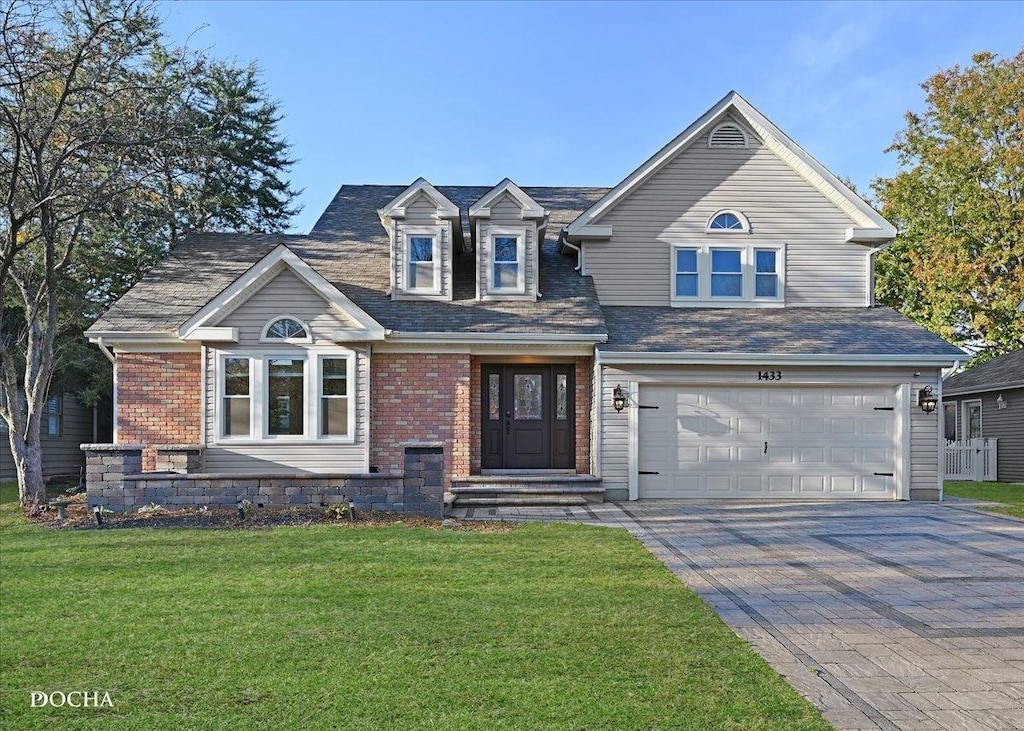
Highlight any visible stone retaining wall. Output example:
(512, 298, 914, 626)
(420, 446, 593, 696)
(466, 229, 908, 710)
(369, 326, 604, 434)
(81, 442, 444, 518)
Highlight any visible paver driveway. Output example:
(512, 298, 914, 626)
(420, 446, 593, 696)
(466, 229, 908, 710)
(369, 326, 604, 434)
(452, 500, 1024, 731)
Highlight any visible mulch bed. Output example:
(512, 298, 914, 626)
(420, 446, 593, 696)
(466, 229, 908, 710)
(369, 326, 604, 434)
(29, 497, 512, 533)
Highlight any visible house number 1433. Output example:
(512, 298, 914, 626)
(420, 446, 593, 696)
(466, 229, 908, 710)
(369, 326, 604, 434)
(757, 370, 782, 381)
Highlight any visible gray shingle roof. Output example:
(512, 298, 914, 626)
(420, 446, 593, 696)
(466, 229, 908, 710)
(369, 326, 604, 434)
(600, 306, 967, 357)
(943, 349, 1024, 395)
(89, 186, 611, 336)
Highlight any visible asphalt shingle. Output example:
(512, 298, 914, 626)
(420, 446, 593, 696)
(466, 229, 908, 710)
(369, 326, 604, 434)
(943, 348, 1024, 394)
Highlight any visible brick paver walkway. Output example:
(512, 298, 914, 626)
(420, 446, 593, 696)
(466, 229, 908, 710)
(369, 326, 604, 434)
(450, 500, 1024, 731)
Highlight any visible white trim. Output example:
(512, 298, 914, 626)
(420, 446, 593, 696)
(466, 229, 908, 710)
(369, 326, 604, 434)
(259, 316, 312, 344)
(177, 245, 385, 341)
(566, 91, 896, 240)
(112, 357, 118, 443)
(200, 345, 208, 448)
(670, 243, 785, 307)
(181, 327, 238, 343)
(378, 177, 459, 221)
(371, 342, 597, 356)
(489, 227, 527, 295)
(895, 384, 911, 500)
(962, 398, 983, 440)
(598, 351, 962, 367)
(626, 380, 638, 501)
(944, 382, 1024, 397)
(847, 227, 895, 243)
(936, 378, 945, 501)
(317, 353, 357, 441)
(705, 209, 750, 233)
(386, 331, 607, 344)
(469, 179, 547, 221)
(568, 225, 613, 241)
(402, 226, 443, 296)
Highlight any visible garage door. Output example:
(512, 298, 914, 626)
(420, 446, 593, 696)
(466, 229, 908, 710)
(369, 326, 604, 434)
(638, 386, 896, 499)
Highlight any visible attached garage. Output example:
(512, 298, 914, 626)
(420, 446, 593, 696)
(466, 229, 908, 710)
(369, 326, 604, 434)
(637, 385, 896, 499)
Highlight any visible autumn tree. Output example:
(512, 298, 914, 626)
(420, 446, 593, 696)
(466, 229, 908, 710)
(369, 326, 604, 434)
(1, 0, 298, 507)
(873, 50, 1024, 362)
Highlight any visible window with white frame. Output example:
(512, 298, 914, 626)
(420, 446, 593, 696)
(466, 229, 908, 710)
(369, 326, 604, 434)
(707, 211, 747, 231)
(262, 316, 310, 342)
(404, 227, 441, 294)
(217, 351, 354, 442)
(491, 230, 525, 292)
(963, 400, 982, 439)
(672, 244, 784, 305)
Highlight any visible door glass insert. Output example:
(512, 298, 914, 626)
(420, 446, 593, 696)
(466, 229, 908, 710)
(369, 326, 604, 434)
(556, 374, 568, 420)
(488, 373, 500, 420)
(513, 374, 542, 420)
(966, 403, 982, 439)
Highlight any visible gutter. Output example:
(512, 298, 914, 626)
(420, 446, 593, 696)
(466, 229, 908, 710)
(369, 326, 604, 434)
(597, 350, 962, 368)
(95, 337, 116, 365)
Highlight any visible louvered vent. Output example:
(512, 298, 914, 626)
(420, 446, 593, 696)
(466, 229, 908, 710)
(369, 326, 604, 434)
(709, 123, 747, 148)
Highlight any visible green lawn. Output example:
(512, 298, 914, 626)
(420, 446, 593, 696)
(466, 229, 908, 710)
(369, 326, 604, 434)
(944, 480, 1024, 519)
(0, 489, 827, 730)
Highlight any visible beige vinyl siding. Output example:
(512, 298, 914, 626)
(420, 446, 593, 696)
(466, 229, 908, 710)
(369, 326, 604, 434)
(1, 394, 93, 479)
(585, 121, 868, 307)
(393, 193, 452, 300)
(478, 193, 537, 301)
(598, 363, 942, 500)
(217, 269, 357, 345)
(203, 346, 370, 473)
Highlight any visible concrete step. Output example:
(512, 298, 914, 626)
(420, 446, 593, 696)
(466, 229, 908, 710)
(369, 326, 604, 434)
(454, 496, 589, 507)
(450, 484, 605, 495)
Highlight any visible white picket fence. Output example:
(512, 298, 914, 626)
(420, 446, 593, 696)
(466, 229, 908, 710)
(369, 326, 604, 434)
(943, 438, 998, 481)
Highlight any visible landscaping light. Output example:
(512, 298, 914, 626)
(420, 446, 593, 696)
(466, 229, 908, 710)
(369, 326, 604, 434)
(918, 386, 937, 413)
(92, 505, 103, 526)
(612, 385, 627, 412)
(236, 500, 245, 521)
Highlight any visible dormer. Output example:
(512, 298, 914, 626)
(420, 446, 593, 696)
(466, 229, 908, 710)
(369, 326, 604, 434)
(378, 178, 460, 301)
(469, 179, 548, 301)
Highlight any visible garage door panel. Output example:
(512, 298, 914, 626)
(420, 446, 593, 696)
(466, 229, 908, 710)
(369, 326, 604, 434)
(638, 385, 896, 500)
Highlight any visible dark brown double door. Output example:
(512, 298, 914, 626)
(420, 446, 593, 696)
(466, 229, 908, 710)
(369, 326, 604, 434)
(481, 365, 575, 470)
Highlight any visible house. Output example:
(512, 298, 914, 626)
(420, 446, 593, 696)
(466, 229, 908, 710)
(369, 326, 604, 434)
(1, 392, 110, 483)
(84, 91, 965, 510)
(942, 349, 1024, 483)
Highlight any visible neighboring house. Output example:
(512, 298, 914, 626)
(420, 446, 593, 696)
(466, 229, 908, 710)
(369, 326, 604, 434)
(1, 392, 109, 482)
(942, 349, 1024, 483)
(85, 91, 964, 503)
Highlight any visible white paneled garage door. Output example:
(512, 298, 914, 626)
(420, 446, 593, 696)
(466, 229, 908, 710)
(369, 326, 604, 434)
(638, 386, 896, 499)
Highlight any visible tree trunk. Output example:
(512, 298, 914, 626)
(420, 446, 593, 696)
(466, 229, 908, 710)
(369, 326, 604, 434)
(8, 429, 46, 507)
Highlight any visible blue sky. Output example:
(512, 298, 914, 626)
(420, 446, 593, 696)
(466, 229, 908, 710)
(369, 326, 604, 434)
(161, 1, 1023, 234)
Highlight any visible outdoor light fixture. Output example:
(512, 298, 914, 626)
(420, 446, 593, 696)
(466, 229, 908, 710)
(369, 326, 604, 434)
(612, 385, 627, 412)
(92, 505, 103, 526)
(236, 500, 245, 521)
(997, 393, 1007, 410)
(918, 386, 938, 414)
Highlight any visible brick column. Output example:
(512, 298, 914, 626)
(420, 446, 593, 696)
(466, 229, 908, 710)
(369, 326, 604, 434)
(152, 444, 204, 473)
(81, 443, 145, 512)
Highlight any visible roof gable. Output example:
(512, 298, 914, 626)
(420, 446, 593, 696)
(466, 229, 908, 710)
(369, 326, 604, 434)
(469, 179, 547, 220)
(178, 244, 385, 342)
(566, 91, 896, 243)
(378, 177, 459, 221)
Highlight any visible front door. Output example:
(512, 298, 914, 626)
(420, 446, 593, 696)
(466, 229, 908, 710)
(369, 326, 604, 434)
(481, 365, 574, 470)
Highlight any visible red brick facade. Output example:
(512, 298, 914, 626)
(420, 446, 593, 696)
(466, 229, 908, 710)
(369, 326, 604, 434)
(370, 353, 471, 485)
(116, 351, 202, 470)
(573, 357, 593, 474)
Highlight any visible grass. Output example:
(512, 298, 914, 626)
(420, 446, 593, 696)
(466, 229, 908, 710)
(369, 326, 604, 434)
(0, 485, 829, 730)
(944, 480, 1024, 519)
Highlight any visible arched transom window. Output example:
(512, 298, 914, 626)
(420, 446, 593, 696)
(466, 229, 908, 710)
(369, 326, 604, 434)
(263, 316, 310, 340)
(706, 210, 750, 233)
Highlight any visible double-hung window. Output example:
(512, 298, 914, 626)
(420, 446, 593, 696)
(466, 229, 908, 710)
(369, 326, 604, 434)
(217, 351, 354, 442)
(404, 227, 441, 294)
(489, 228, 526, 293)
(45, 395, 63, 436)
(671, 244, 784, 306)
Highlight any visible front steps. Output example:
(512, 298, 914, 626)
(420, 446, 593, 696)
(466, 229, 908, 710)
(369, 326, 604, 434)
(447, 475, 604, 509)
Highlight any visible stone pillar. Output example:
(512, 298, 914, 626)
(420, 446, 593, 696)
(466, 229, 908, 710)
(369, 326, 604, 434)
(402, 443, 444, 518)
(152, 444, 203, 473)
(80, 444, 145, 512)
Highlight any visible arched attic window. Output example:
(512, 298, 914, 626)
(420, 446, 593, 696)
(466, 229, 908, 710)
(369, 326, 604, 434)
(261, 316, 311, 342)
(708, 122, 749, 148)
(706, 210, 750, 233)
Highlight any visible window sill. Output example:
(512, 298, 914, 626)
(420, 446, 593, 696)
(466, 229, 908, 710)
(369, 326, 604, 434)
(670, 298, 785, 309)
(214, 437, 357, 446)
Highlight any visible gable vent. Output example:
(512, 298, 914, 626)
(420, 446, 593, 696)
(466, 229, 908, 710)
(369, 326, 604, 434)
(708, 123, 748, 148)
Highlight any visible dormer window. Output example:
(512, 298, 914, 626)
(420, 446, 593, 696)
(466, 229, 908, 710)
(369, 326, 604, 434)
(707, 210, 749, 233)
(262, 316, 311, 342)
(492, 231, 525, 292)
(407, 232, 439, 292)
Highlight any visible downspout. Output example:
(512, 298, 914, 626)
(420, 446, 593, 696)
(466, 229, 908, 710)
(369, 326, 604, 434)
(95, 337, 115, 365)
(558, 228, 583, 272)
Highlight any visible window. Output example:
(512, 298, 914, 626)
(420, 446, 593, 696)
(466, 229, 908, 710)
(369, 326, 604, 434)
(261, 316, 310, 342)
(943, 403, 958, 441)
(223, 358, 251, 437)
(489, 229, 526, 293)
(267, 358, 305, 436)
(671, 244, 785, 306)
(403, 227, 442, 294)
(711, 249, 742, 297)
(320, 357, 349, 437)
(217, 351, 355, 442)
(674, 249, 698, 297)
(964, 400, 982, 439)
(706, 209, 750, 233)
(45, 395, 62, 437)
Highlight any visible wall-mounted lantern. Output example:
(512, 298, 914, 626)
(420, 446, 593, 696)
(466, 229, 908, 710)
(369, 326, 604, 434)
(997, 393, 1007, 410)
(918, 386, 938, 413)
(612, 385, 627, 412)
